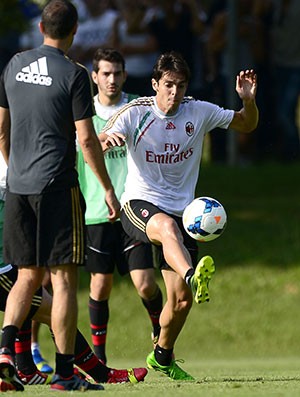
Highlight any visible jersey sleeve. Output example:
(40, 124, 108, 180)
(101, 104, 131, 138)
(71, 66, 95, 121)
(200, 101, 234, 132)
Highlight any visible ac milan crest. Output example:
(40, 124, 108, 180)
(141, 209, 149, 218)
(185, 121, 194, 136)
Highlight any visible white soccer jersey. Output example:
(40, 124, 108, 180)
(102, 96, 234, 216)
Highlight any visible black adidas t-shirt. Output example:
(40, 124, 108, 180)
(0, 45, 94, 194)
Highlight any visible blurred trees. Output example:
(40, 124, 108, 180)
(0, 0, 42, 72)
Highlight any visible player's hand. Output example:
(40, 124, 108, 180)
(105, 132, 126, 148)
(105, 188, 121, 222)
(236, 69, 257, 101)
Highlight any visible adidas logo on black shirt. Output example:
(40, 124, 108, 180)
(16, 57, 52, 86)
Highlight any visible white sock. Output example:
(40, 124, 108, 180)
(31, 342, 40, 353)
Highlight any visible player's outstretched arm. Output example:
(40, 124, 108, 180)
(229, 69, 259, 133)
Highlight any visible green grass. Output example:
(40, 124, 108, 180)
(4, 161, 300, 396)
(12, 358, 300, 396)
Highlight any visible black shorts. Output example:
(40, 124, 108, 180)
(85, 221, 153, 276)
(4, 187, 86, 267)
(0, 266, 43, 319)
(121, 200, 198, 269)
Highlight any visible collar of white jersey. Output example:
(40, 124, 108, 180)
(93, 92, 128, 119)
(153, 97, 182, 118)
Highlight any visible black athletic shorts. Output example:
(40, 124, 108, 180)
(121, 200, 198, 269)
(3, 187, 86, 267)
(0, 266, 43, 319)
(85, 221, 153, 276)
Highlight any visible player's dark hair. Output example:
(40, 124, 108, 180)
(92, 48, 125, 73)
(152, 51, 191, 82)
(41, 0, 78, 39)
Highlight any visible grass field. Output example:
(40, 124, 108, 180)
(3, 161, 300, 396)
(10, 358, 300, 396)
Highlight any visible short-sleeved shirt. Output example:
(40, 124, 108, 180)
(77, 92, 138, 224)
(72, 9, 119, 71)
(102, 96, 234, 216)
(0, 44, 94, 194)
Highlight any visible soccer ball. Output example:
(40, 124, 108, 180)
(182, 196, 227, 242)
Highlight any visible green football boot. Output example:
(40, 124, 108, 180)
(146, 351, 194, 381)
(190, 255, 215, 304)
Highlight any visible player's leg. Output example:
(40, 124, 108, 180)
(146, 212, 193, 278)
(122, 201, 192, 278)
(0, 192, 47, 389)
(119, 225, 163, 347)
(15, 318, 51, 386)
(0, 266, 51, 387)
(173, 215, 216, 304)
(74, 329, 147, 384)
(156, 269, 192, 349)
(129, 268, 162, 345)
(86, 223, 115, 364)
(1, 280, 144, 389)
(0, 266, 45, 391)
(89, 272, 113, 364)
(31, 321, 53, 374)
(49, 265, 105, 390)
(123, 202, 215, 304)
(0, 199, 44, 391)
(0, 268, 147, 387)
(31, 269, 53, 374)
(32, 284, 148, 384)
(31, 286, 148, 384)
(2, 267, 45, 332)
(122, 200, 212, 303)
(146, 268, 195, 380)
(14, 280, 50, 385)
(38, 188, 103, 391)
(49, 264, 78, 366)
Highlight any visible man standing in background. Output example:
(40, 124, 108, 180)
(0, 0, 120, 391)
(77, 48, 163, 365)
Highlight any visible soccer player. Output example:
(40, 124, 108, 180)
(100, 51, 259, 380)
(77, 48, 163, 364)
(0, 155, 147, 391)
(0, 0, 120, 392)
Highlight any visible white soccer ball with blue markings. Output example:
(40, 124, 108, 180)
(182, 197, 227, 242)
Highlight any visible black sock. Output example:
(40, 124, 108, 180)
(184, 268, 195, 287)
(1, 325, 19, 354)
(88, 297, 109, 364)
(141, 287, 163, 338)
(15, 319, 36, 374)
(74, 330, 109, 383)
(154, 344, 173, 366)
(55, 353, 74, 379)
